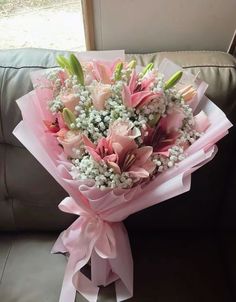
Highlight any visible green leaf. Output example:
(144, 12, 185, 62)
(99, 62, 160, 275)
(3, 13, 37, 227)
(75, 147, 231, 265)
(164, 70, 183, 90)
(56, 55, 72, 74)
(114, 62, 123, 81)
(62, 108, 76, 130)
(69, 54, 84, 85)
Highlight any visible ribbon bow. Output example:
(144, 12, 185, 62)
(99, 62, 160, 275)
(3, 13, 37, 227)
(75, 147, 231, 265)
(52, 197, 120, 302)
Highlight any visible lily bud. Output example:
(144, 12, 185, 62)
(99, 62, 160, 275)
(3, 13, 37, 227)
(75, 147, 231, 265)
(164, 70, 183, 90)
(178, 85, 197, 102)
(141, 63, 154, 77)
(56, 55, 72, 75)
(114, 62, 123, 81)
(62, 108, 76, 130)
(69, 54, 84, 85)
(127, 60, 137, 69)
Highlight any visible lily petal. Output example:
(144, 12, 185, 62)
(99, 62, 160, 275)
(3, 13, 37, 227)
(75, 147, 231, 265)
(128, 166, 150, 178)
(128, 70, 137, 93)
(134, 146, 153, 166)
(131, 91, 153, 108)
(122, 84, 132, 107)
(82, 134, 96, 149)
(85, 146, 102, 161)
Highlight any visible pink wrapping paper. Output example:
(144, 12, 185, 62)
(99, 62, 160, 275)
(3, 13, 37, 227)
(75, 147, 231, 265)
(13, 52, 232, 302)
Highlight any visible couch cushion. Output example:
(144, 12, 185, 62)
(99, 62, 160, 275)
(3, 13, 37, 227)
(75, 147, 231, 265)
(0, 232, 233, 302)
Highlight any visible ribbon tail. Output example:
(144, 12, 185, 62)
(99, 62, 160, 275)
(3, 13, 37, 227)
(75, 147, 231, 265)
(59, 252, 100, 302)
(91, 250, 119, 286)
(59, 255, 77, 302)
(90, 222, 133, 301)
(109, 223, 133, 302)
(73, 268, 99, 302)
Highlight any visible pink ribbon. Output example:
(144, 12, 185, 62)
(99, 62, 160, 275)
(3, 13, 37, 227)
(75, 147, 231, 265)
(52, 197, 133, 302)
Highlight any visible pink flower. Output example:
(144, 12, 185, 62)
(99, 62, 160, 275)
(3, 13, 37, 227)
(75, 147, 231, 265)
(57, 130, 83, 158)
(43, 112, 67, 134)
(122, 146, 155, 178)
(110, 146, 155, 179)
(108, 120, 140, 162)
(129, 70, 156, 94)
(122, 70, 161, 109)
(90, 82, 112, 110)
(151, 108, 185, 154)
(43, 119, 60, 133)
(61, 94, 80, 112)
(92, 59, 122, 84)
(83, 135, 117, 163)
(107, 120, 155, 179)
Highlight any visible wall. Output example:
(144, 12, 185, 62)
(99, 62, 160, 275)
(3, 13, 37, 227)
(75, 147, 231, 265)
(93, 0, 236, 53)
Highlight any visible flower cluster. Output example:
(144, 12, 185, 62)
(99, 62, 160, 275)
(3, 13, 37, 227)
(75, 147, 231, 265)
(43, 54, 209, 189)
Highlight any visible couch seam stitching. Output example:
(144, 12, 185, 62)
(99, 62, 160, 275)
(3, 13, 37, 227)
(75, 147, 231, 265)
(1, 64, 236, 69)
(129, 50, 234, 55)
(0, 65, 58, 70)
(182, 65, 236, 69)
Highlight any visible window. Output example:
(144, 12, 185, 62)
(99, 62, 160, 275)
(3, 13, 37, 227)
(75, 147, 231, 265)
(0, 0, 86, 51)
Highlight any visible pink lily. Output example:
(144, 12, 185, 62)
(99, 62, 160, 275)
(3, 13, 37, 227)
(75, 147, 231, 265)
(110, 146, 155, 179)
(108, 120, 140, 164)
(92, 59, 122, 84)
(43, 119, 60, 133)
(122, 70, 160, 109)
(151, 108, 185, 155)
(83, 135, 117, 163)
(124, 146, 155, 178)
(43, 112, 66, 134)
(122, 85, 159, 109)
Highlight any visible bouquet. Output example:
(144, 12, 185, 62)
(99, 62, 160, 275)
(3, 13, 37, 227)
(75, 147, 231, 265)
(13, 50, 232, 302)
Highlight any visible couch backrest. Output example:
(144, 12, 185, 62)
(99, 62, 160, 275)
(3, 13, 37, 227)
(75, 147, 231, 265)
(0, 48, 235, 231)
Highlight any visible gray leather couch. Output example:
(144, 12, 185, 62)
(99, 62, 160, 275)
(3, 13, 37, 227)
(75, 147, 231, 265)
(0, 49, 236, 302)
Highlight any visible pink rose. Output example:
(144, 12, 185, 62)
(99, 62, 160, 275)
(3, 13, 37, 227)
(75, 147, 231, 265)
(90, 82, 112, 110)
(61, 94, 80, 112)
(57, 130, 83, 158)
